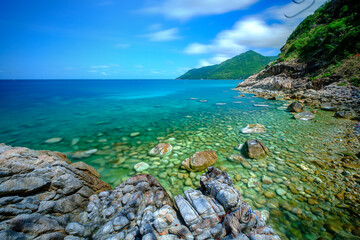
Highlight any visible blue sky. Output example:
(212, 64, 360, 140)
(0, 0, 326, 79)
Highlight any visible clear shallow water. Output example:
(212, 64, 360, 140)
(0, 80, 358, 239)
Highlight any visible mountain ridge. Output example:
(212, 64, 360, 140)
(177, 50, 277, 80)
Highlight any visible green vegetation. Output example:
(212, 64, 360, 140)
(177, 50, 277, 79)
(277, 0, 360, 86)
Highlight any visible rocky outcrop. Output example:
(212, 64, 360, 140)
(181, 150, 218, 171)
(0, 144, 281, 239)
(235, 61, 360, 114)
(0, 144, 111, 240)
(66, 167, 280, 240)
(287, 102, 304, 113)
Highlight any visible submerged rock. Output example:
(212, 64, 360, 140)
(134, 162, 150, 172)
(148, 143, 172, 156)
(45, 137, 63, 144)
(241, 124, 266, 134)
(181, 150, 217, 171)
(334, 109, 357, 119)
(242, 139, 270, 159)
(287, 102, 304, 113)
(294, 111, 315, 121)
(227, 154, 245, 163)
(69, 149, 98, 159)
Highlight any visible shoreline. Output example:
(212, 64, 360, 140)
(0, 144, 280, 240)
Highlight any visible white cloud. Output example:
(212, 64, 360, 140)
(142, 0, 259, 20)
(89, 70, 98, 73)
(185, 0, 327, 67)
(143, 28, 180, 42)
(135, 65, 144, 68)
(101, 72, 108, 76)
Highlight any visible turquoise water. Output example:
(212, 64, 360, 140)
(0, 80, 358, 239)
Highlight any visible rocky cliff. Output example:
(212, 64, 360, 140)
(235, 0, 360, 113)
(0, 144, 281, 240)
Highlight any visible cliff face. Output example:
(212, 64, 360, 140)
(0, 144, 281, 240)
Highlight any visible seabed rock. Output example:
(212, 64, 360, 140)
(181, 150, 218, 171)
(242, 139, 270, 159)
(294, 111, 315, 121)
(148, 143, 173, 156)
(241, 124, 266, 134)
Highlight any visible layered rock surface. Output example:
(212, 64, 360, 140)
(67, 166, 280, 240)
(0, 144, 280, 240)
(0, 144, 111, 240)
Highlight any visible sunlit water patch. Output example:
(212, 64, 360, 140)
(0, 80, 359, 239)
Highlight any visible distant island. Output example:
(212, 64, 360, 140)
(177, 50, 277, 80)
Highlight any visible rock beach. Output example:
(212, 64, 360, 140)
(0, 144, 281, 239)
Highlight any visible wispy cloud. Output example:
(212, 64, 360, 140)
(143, 28, 181, 42)
(185, 0, 327, 67)
(142, 0, 259, 20)
(0, 70, 4, 73)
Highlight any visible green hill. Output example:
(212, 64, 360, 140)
(277, 0, 360, 86)
(177, 50, 277, 79)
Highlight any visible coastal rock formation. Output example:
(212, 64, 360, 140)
(148, 143, 172, 156)
(243, 140, 269, 159)
(287, 102, 304, 113)
(0, 144, 111, 240)
(66, 167, 281, 240)
(235, 0, 360, 114)
(0, 144, 281, 239)
(181, 150, 217, 171)
(241, 124, 266, 134)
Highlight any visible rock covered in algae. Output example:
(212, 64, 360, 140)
(287, 101, 304, 113)
(181, 150, 217, 171)
(0, 144, 111, 240)
(243, 139, 269, 159)
(294, 111, 315, 121)
(241, 124, 266, 134)
(148, 143, 173, 156)
(65, 167, 280, 240)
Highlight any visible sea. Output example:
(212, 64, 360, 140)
(0, 79, 357, 239)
